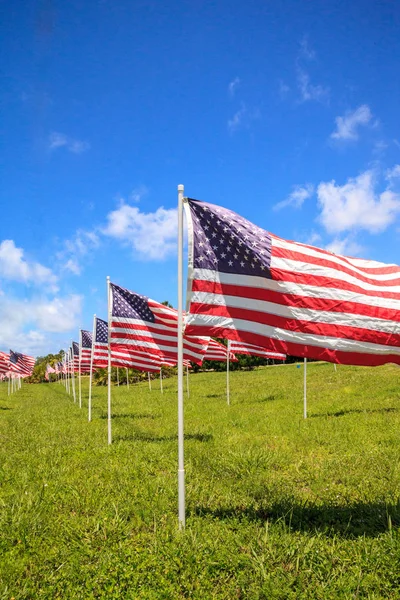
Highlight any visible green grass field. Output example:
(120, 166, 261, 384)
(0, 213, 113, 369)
(1, 362, 400, 599)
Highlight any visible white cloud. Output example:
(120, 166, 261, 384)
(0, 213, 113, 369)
(58, 230, 100, 276)
(278, 80, 290, 98)
(330, 105, 372, 141)
(227, 104, 260, 133)
(103, 203, 178, 260)
(228, 77, 241, 96)
(299, 36, 316, 60)
(317, 169, 400, 234)
(273, 184, 314, 211)
(0, 293, 82, 355)
(386, 164, 400, 185)
(325, 237, 364, 257)
(0, 240, 58, 290)
(49, 132, 90, 154)
(297, 68, 329, 103)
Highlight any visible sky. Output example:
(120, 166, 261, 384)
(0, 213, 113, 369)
(1, 0, 400, 357)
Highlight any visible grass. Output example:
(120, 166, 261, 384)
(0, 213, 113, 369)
(0, 362, 400, 599)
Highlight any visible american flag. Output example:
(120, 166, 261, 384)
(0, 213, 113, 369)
(203, 339, 237, 362)
(110, 283, 209, 365)
(94, 316, 162, 372)
(9, 350, 35, 376)
(45, 363, 56, 380)
(184, 198, 400, 367)
(0, 351, 9, 374)
(229, 340, 286, 361)
(80, 330, 93, 369)
(72, 341, 80, 372)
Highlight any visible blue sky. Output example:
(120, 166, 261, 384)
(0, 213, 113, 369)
(1, 0, 399, 356)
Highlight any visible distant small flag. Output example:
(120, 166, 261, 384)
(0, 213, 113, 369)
(45, 363, 56, 380)
(80, 330, 93, 369)
(9, 350, 35, 376)
(0, 351, 9, 374)
(203, 339, 237, 362)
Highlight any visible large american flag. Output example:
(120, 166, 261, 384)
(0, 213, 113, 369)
(203, 339, 237, 362)
(80, 330, 93, 369)
(184, 198, 400, 367)
(9, 350, 35, 376)
(229, 340, 286, 361)
(94, 316, 162, 372)
(72, 341, 81, 373)
(110, 283, 209, 365)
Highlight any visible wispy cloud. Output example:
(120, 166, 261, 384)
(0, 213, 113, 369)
(297, 68, 329, 103)
(273, 184, 314, 211)
(0, 240, 58, 291)
(325, 237, 364, 257)
(58, 230, 100, 276)
(49, 132, 90, 154)
(228, 77, 241, 97)
(278, 80, 290, 99)
(299, 35, 316, 60)
(227, 104, 260, 133)
(317, 168, 400, 234)
(330, 105, 373, 141)
(386, 164, 400, 185)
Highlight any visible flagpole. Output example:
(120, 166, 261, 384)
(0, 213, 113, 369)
(66, 349, 70, 395)
(303, 357, 307, 419)
(177, 183, 185, 529)
(226, 340, 230, 406)
(160, 367, 163, 394)
(186, 364, 189, 398)
(107, 276, 112, 445)
(117, 366, 119, 386)
(88, 314, 96, 422)
(71, 344, 76, 403)
(148, 372, 152, 391)
(8, 376, 10, 396)
(126, 367, 129, 389)
(78, 332, 82, 409)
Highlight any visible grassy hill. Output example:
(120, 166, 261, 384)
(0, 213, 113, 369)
(1, 362, 399, 598)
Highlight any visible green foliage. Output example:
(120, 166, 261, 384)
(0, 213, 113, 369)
(1, 362, 400, 598)
(26, 350, 64, 384)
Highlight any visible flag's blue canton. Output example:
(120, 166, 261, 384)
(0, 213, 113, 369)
(96, 318, 108, 344)
(9, 350, 20, 364)
(111, 283, 155, 322)
(188, 199, 272, 278)
(81, 330, 92, 348)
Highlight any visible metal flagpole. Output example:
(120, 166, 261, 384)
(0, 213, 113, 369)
(78, 332, 82, 409)
(226, 340, 230, 406)
(71, 345, 76, 403)
(8, 376, 10, 396)
(160, 367, 163, 394)
(66, 349, 70, 395)
(334, 363, 337, 372)
(88, 314, 96, 422)
(303, 357, 307, 419)
(177, 183, 185, 529)
(186, 364, 189, 397)
(148, 372, 152, 391)
(107, 277, 112, 445)
(126, 368, 129, 389)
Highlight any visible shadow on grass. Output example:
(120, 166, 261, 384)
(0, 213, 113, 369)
(252, 394, 282, 403)
(0, 407, 12, 410)
(193, 500, 400, 538)
(99, 413, 160, 420)
(115, 432, 213, 443)
(310, 407, 399, 419)
(206, 394, 223, 398)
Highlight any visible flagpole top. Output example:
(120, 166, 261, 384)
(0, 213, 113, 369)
(178, 184, 184, 193)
